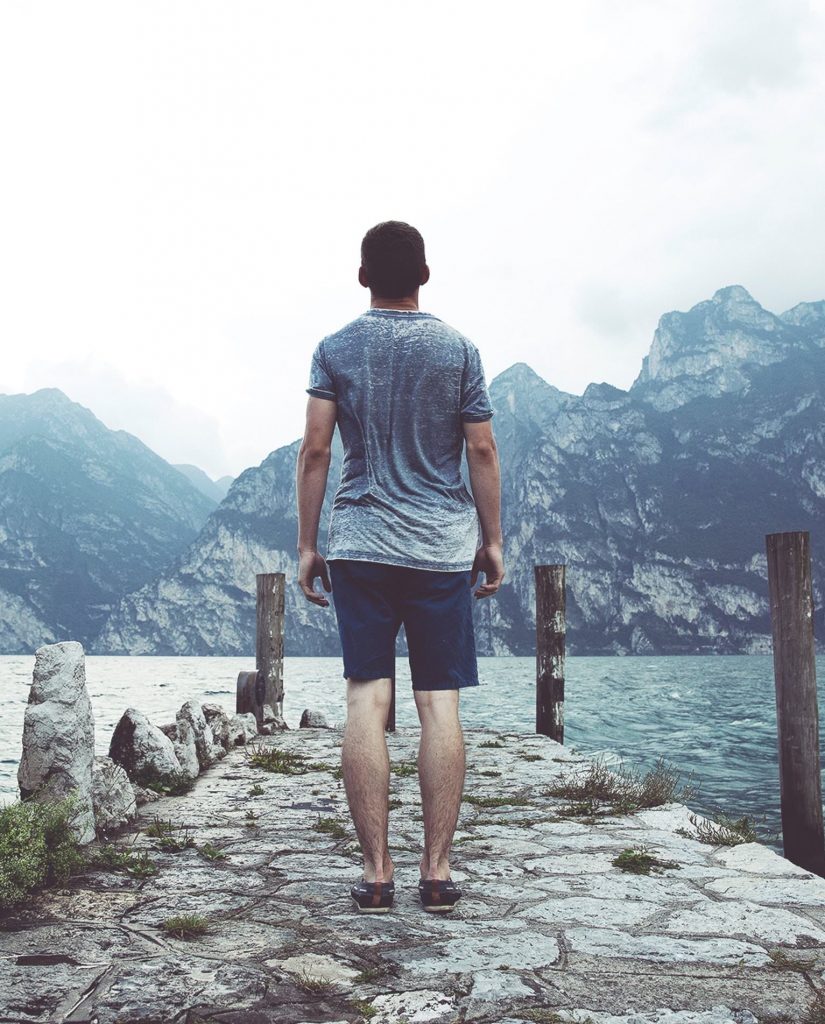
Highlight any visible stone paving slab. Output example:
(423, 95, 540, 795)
(1, 727, 824, 1023)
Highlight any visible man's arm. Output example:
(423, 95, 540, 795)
(296, 395, 337, 607)
(463, 419, 505, 599)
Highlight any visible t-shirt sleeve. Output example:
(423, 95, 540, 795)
(460, 343, 494, 422)
(305, 339, 337, 401)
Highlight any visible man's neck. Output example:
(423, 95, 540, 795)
(370, 292, 419, 311)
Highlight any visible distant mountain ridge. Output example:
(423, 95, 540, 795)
(0, 388, 218, 651)
(173, 464, 234, 503)
(89, 285, 825, 657)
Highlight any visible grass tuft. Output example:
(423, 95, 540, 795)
(675, 809, 759, 846)
(349, 998, 377, 1020)
(313, 816, 348, 840)
(465, 794, 531, 809)
(294, 968, 337, 994)
(612, 845, 681, 875)
(161, 913, 209, 938)
(244, 744, 310, 775)
(479, 739, 504, 748)
(197, 842, 228, 861)
(545, 754, 697, 817)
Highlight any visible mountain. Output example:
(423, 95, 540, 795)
(90, 286, 825, 657)
(173, 463, 234, 503)
(0, 389, 218, 652)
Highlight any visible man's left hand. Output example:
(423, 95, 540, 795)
(297, 551, 332, 607)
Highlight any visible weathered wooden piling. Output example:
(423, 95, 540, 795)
(386, 675, 396, 733)
(236, 572, 286, 730)
(765, 530, 825, 877)
(256, 572, 285, 723)
(535, 563, 565, 742)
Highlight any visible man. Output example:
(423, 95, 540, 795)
(295, 220, 504, 914)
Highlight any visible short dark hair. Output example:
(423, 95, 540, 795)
(360, 221, 426, 299)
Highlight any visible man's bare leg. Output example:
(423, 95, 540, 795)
(341, 676, 394, 883)
(414, 688, 464, 880)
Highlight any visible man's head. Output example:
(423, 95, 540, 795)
(359, 220, 429, 300)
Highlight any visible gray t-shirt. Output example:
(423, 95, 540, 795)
(306, 308, 494, 571)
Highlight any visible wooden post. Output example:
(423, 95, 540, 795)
(535, 564, 565, 742)
(386, 675, 396, 733)
(256, 572, 285, 726)
(766, 531, 825, 877)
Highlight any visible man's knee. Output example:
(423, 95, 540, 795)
(414, 687, 459, 724)
(346, 677, 393, 718)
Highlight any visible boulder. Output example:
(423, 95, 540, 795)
(177, 700, 226, 768)
(228, 713, 258, 745)
(91, 756, 137, 831)
(299, 709, 331, 729)
(202, 702, 233, 750)
(158, 719, 200, 782)
(17, 641, 96, 845)
(109, 707, 185, 789)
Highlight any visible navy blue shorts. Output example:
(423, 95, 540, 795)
(327, 559, 480, 691)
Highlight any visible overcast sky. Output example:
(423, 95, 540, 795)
(2, 1, 824, 479)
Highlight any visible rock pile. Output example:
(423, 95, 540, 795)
(16, 641, 263, 843)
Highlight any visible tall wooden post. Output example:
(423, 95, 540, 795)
(766, 531, 825, 876)
(535, 564, 565, 742)
(256, 572, 285, 726)
(386, 675, 396, 733)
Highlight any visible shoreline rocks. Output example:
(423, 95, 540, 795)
(17, 641, 96, 844)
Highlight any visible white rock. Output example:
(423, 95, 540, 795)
(518, 895, 661, 928)
(664, 900, 825, 944)
(711, 841, 816, 876)
(703, 874, 825, 906)
(466, 969, 533, 1014)
(229, 712, 258, 744)
(91, 755, 137, 831)
(108, 707, 184, 787)
(17, 641, 96, 844)
(565, 926, 770, 966)
(172, 717, 201, 781)
(178, 699, 225, 768)
(300, 708, 331, 728)
(370, 990, 456, 1024)
(202, 702, 233, 749)
(278, 952, 358, 985)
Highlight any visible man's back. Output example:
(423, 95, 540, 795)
(307, 307, 494, 572)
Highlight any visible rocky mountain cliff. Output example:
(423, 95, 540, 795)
(91, 286, 825, 657)
(0, 389, 217, 652)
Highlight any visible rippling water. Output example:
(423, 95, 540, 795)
(2, 654, 823, 856)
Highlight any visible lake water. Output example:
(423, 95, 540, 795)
(2, 654, 823, 857)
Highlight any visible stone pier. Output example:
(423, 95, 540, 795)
(2, 726, 824, 1023)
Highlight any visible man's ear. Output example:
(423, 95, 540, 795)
(358, 266, 369, 289)
(420, 264, 430, 286)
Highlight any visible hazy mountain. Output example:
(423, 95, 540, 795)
(91, 286, 825, 657)
(0, 389, 218, 652)
(173, 463, 234, 503)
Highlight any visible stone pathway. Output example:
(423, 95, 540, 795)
(2, 726, 825, 1024)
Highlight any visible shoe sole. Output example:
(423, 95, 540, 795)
(353, 904, 392, 913)
(422, 904, 457, 913)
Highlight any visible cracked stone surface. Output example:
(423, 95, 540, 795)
(1, 726, 824, 1023)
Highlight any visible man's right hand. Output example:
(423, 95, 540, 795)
(470, 542, 505, 599)
(297, 550, 332, 607)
